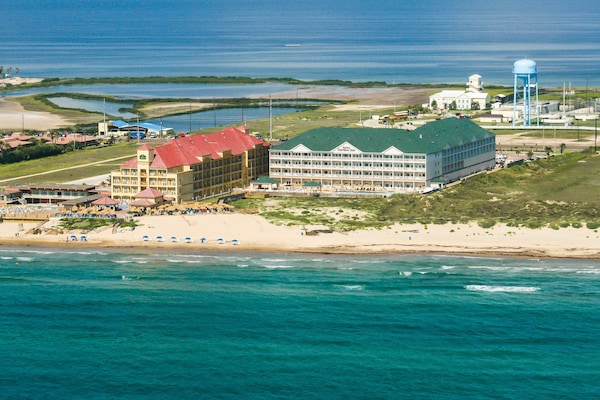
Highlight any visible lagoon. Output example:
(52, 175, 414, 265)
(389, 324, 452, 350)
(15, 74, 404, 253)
(147, 107, 304, 133)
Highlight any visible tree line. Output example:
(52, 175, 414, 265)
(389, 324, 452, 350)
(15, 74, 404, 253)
(0, 139, 66, 164)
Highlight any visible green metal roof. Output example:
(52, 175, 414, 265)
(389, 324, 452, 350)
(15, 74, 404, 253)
(252, 175, 278, 184)
(272, 118, 494, 154)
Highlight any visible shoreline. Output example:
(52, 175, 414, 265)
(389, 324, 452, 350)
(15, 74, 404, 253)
(2, 214, 599, 260)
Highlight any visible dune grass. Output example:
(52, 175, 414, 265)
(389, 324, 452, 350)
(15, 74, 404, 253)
(232, 150, 600, 230)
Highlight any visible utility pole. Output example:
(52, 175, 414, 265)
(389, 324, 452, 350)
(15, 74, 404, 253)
(595, 117, 598, 153)
(269, 94, 273, 142)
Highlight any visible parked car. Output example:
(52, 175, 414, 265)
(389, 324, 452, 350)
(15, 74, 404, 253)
(130, 132, 146, 139)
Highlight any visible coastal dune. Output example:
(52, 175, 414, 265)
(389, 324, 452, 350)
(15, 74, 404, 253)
(2, 213, 599, 259)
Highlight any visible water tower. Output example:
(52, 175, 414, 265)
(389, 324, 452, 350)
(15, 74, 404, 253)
(512, 59, 539, 126)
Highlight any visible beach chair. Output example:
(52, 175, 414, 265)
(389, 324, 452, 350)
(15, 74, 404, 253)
(184, 237, 192, 243)
(142, 235, 150, 241)
(200, 237, 207, 244)
(232, 239, 240, 245)
(217, 238, 225, 244)
(170, 236, 178, 242)
(156, 235, 164, 242)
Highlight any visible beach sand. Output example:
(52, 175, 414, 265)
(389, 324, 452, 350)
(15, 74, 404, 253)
(0, 97, 70, 130)
(2, 213, 599, 259)
(0, 78, 73, 130)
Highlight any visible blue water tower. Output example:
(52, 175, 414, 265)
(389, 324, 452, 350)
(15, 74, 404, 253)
(513, 59, 539, 126)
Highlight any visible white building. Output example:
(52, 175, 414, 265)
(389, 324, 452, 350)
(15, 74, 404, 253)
(429, 74, 490, 111)
(269, 118, 496, 194)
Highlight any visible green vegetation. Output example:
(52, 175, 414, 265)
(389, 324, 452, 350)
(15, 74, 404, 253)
(1, 76, 484, 94)
(0, 141, 64, 164)
(58, 217, 139, 231)
(232, 151, 600, 231)
(0, 142, 138, 184)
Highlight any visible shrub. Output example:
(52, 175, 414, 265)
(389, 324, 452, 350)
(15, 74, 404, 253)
(586, 222, 600, 230)
(572, 222, 582, 229)
(478, 219, 496, 229)
(526, 220, 542, 229)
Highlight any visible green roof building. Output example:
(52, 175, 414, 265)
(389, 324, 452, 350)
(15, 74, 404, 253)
(269, 118, 495, 194)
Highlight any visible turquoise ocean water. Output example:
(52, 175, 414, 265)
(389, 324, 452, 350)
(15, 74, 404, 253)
(1, 247, 599, 399)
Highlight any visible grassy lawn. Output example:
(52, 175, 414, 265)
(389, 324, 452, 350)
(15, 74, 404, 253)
(0, 142, 138, 184)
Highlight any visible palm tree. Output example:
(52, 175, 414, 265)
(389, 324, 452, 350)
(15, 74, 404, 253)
(0, 140, 12, 159)
(15, 67, 19, 75)
(0, 66, 3, 77)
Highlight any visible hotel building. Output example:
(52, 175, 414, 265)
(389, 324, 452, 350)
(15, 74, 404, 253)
(111, 127, 269, 203)
(268, 118, 496, 193)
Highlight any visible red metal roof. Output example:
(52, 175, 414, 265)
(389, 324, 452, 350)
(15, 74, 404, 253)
(120, 126, 269, 170)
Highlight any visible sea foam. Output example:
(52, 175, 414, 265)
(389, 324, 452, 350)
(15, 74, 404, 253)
(465, 285, 540, 293)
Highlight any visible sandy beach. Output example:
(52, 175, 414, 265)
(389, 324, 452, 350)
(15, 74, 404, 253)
(2, 213, 599, 259)
(0, 77, 73, 130)
(0, 97, 70, 130)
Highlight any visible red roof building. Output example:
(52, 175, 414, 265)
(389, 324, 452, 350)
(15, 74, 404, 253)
(111, 126, 269, 203)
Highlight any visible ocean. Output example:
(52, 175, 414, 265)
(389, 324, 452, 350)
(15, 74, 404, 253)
(2, 0, 600, 87)
(1, 247, 599, 399)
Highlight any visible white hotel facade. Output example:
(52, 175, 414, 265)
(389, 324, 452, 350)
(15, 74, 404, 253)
(268, 118, 496, 193)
